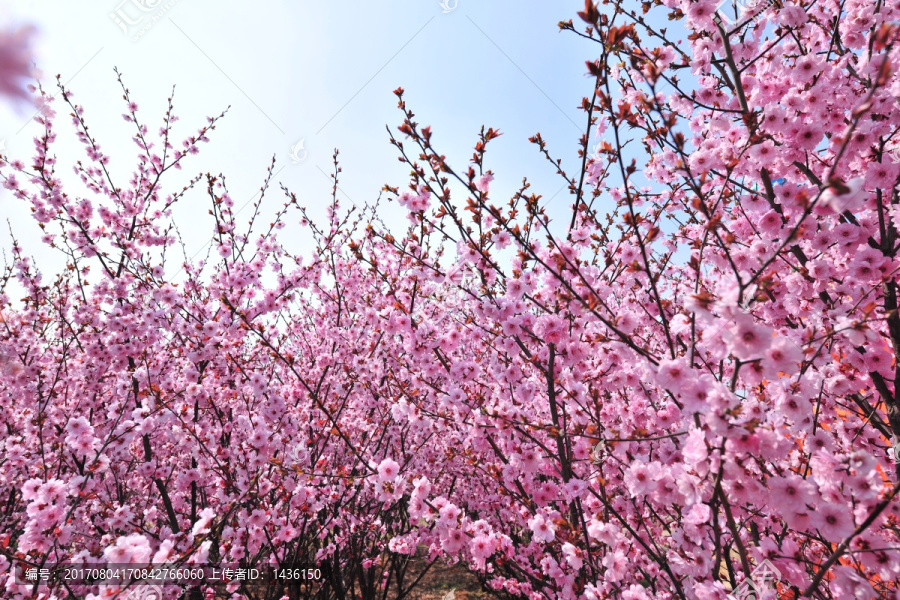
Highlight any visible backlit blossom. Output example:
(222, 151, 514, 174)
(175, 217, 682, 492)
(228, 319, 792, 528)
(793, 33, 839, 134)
(0, 25, 35, 102)
(475, 172, 494, 193)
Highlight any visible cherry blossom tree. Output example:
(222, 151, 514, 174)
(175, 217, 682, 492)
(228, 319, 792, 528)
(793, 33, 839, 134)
(0, 71, 439, 600)
(358, 0, 900, 596)
(3, 0, 900, 599)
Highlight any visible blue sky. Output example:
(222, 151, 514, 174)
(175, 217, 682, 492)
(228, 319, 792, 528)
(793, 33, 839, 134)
(1, 0, 610, 281)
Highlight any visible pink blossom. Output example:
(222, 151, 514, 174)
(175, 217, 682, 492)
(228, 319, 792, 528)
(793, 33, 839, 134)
(442, 528, 466, 553)
(493, 230, 512, 248)
(762, 337, 802, 377)
(814, 504, 856, 542)
(656, 358, 689, 391)
(682, 428, 708, 468)
(534, 314, 566, 345)
(438, 503, 461, 528)
(624, 462, 659, 495)
(795, 123, 824, 151)
(191, 507, 216, 536)
(470, 534, 497, 569)
(377, 458, 400, 482)
(684, 503, 710, 525)
(528, 513, 556, 543)
(794, 55, 822, 84)
(728, 313, 772, 360)
(602, 549, 628, 583)
(561, 542, 583, 570)
(474, 172, 494, 193)
(103, 534, 152, 565)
